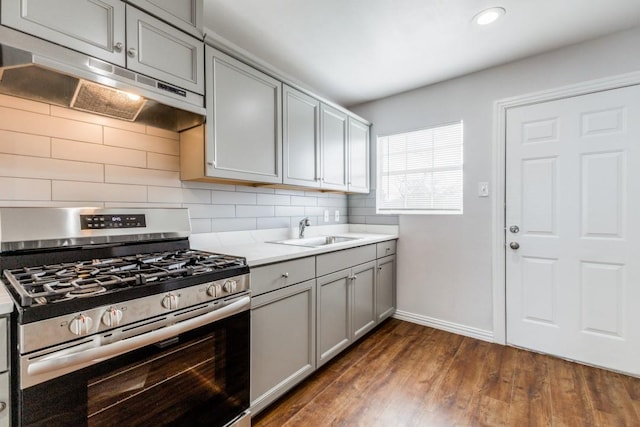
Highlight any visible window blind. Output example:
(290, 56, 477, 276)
(376, 121, 463, 214)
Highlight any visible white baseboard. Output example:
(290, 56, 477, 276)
(393, 310, 495, 343)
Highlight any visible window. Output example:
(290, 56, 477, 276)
(376, 121, 463, 214)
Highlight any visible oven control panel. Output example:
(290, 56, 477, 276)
(80, 214, 147, 229)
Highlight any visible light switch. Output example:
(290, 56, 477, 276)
(478, 182, 489, 197)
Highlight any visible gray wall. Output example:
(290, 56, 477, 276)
(350, 26, 640, 336)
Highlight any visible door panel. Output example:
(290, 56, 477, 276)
(506, 84, 640, 376)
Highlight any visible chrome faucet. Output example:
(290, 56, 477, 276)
(299, 217, 311, 238)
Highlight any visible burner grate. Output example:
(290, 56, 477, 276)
(2, 250, 246, 307)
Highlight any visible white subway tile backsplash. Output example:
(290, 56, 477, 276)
(104, 127, 179, 155)
(235, 185, 275, 194)
(105, 165, 181, 187)
(185, 204, 235, 219)
(104, 201, 181, 208)
(257, 193, 290, 205)
(52, 139, 146, 167)
(190, 218, 212, 233)
(257, 217, 290, 229)
(275, 206, 305, 217)
(147, 153, 180, 171)
(211, 218, 257, 232)
(0, 130, 50, 157)
(0, 177, 50, 200)
(182, 181, 234, 191)
(236, 205, 274, 218)
(291, 196, 317, 206)
(145, 126, 179, 141)
(212, 190, 256, 205)
(182, 188, 211, 204)
(0, 106, 102, 143)
(0, 153, 104, 182)
(52, 181, 147, 202)
(148, 186, 183, 203)
(0, 94, 50, 114)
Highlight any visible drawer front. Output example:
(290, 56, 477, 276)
(0, 372, 7, 427)
(251, 257, 315, 296)
(316, 244, 376, 277)
(376, 240, 397, 258)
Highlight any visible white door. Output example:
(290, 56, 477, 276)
(506, 84, 640, 375)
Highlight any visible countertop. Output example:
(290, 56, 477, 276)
(189, 224, 399, 266)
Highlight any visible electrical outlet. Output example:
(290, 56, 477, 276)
(324, 210, 329, 222)
(334, 210, 340, 222)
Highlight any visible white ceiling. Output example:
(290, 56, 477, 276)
(202, 0, 640, 107)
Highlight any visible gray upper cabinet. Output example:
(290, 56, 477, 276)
(320, 103, 348, 191)
(1, 0, 127, 66)
(204, 46, 282, 184)
(348, 117, 370, 193)
(283, 85, 321, 188)
(125, 0, 202, 37)
(126, 6, 204, 94)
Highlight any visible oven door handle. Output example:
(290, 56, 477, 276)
(27, 295, 250, 377)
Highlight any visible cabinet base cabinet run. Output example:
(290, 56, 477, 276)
(250, 240, 396, 416)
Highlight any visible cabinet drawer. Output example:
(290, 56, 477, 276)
(316, 244, 376, 277)
(251, 257, 315, 296)
(376, 240, 397, 258)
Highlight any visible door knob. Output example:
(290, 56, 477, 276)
(509, 242, 520, 250)
(509, 225, 520, 233)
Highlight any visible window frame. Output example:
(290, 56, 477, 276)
(375, 120, 464, 215)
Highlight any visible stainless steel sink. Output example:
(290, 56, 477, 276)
(268, 235, 360, 248)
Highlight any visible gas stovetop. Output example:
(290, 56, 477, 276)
(3, 249, 247, 308)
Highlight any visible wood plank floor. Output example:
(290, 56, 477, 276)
(252, 318, 640, 427)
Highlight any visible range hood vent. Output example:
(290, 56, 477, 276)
(0, 26, 205, 132)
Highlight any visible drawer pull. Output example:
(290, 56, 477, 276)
(0, 402, 6, 413)
(282, 272, 289, 278)
(386, 247, 391, 251)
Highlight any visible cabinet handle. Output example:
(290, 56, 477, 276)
(207, 161, 214, 166)
(127, 48, 137, 58)
(114, 42, 124, 52)
(0, 402, 5, 413)
(282, 272, 289, 278)
(377, 267, 382, 271)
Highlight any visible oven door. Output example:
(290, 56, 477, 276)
(17, 298, 250, 427)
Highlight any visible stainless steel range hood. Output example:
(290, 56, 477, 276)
(0, 26, 205, 132)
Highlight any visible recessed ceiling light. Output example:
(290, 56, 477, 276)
(473, 7, 506, 26)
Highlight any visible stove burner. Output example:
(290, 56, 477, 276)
(2, 249, 247, 307)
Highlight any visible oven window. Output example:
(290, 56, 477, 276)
(21, 312, 249, 427)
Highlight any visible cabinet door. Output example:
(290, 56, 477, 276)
(352, 261, 377, 340)
(317, 269, 351, 367)
(0, 372, 7, 427)
(1, 0, 126, 66)
(320, 104, 348, 191)
(283, 85, 321, 188)
(376, 255, 396, 322)
(348, 117, 370, 193)
(205, 46, 282, 184)
(126, 6, 204, 94)
(250, 280, 316, 415)
(126, 0, 202, 37)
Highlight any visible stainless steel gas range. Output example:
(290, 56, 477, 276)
(0, 207, 251, 427)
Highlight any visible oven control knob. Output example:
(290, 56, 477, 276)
(102, 307, 123, 328)
(69, 314, 93, 336)
(223, 280, 237, 293)
(207, 283, 222, 298)
(162, 293, 179, 310)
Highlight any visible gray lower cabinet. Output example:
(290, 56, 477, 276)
(376, 255, 396, 322)
(317, 259, 377, 368)
(251, 280, 316, 415)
